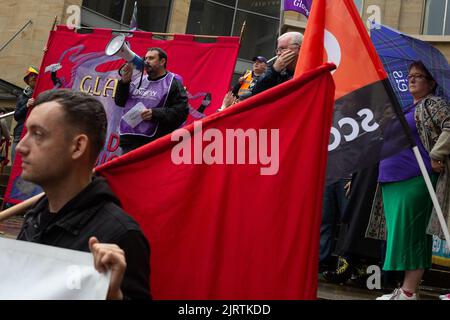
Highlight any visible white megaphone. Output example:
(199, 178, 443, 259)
(105, 34, 144, 70)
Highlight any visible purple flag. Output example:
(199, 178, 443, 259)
(284, 0, 312, 17)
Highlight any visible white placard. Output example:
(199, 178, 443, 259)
(122, 102, 147, 128)
(0, 238, 111, 300)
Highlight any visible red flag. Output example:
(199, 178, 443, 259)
(295, 0, 387, 98)
(295, 0, 325, 73)
(295, 0, 410, 182)
(97, 64, 335, 299)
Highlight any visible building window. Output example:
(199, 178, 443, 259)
(82, 0, 172, 32)
(83, 0, 125, 22)
(238, 0, 280, 18)
(186, 0, 235, 37)
(232, 10, 279, 61)
(423, 0, 450, 35)
(186, 0, 281, 61)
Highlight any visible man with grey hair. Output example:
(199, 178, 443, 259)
(251, 31, 303, 95)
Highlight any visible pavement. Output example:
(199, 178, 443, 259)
(317, 275, 443, 300)
(0, 215, 447, 300)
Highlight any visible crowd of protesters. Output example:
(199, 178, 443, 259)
(2, 29, 450, 300)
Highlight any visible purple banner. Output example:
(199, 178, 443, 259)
(284, 0, 312, 17)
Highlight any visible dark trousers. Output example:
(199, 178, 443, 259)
(320, 179, 348, 263)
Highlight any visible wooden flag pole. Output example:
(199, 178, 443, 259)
(278, 0, 284, 37)
(51, 16, 58, 31)
(239, 20, 246, 44)
(43, 16, 58, 53)
(0, 193, 43, 222)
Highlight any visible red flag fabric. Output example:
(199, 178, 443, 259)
(295, 0, 387, 99)
(97, 64, 336, 299)
(295, 0, 410, 183)
(4, 26, 239, 204)
(295, 0, 326, 73)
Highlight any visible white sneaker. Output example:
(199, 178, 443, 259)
(439, 293, 450, 300)
(376, 288, 417, 300)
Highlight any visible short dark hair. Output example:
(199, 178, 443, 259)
(409, 60, 437, 92)
(148, 47, 167, 68)
(34, 89, 107, 162)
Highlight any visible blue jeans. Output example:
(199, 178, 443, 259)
(319, 179, 349, 264)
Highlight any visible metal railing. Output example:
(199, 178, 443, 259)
(0, 20, 33, 53)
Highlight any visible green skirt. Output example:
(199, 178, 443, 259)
(381, 175, 438, 271)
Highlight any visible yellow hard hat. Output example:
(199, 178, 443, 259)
(23, 66, 39, 84)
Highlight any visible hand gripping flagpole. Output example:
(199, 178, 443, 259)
(383, 81, 450, 249)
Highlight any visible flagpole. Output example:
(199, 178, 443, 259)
(279, 0, 284, 37)
(43, 16, 58, 53)
(130, 1, 138, 31)
(412, 147, 450, 246)
(382, 80, 450, 249)
(0, 164, 99, 221)
(50, 16, 58, 32)
(0, 193, 43, 222)
(37, 16, 59, 99)
(239, 20, 246, 44)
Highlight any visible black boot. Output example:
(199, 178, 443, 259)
(350, 263, 370, 287)
(323, 256, 353, 284)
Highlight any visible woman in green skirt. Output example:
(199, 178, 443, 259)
(376, 61, 450, 300)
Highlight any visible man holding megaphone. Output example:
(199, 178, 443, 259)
(115, 47, 188, 154)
